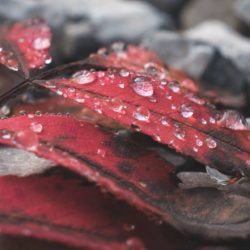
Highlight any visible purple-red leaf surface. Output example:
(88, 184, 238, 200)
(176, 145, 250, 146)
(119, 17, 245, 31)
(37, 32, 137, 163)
(0, 170, 188, 250)
(38, 61, 250, 177)
(0, 115, 249, 239)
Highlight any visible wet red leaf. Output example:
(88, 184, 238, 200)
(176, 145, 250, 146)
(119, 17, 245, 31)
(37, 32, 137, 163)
(0, 169, 187, 250)
(0, 18, 52, 76)
(37, 64, 250, 177)
(0, 115, 249, 239)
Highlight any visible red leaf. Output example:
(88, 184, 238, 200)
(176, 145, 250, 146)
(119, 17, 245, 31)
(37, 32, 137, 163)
(0, 115, 249, 238)
(89, 44, 198, 92)
(0, 170, 185, 250)
(0, 18, 52, 76)
(38, 66, 250, 177)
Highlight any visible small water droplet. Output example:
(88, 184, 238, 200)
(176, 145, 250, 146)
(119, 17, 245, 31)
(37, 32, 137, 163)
(0, 129, 12, 139)
(209, 117, 216, 124)
(160, 116, 169, 126)
(131, 76, 154, 97)
(0, 105, 10, 116)
(125, 237, 145, 250)
(133, 107, 150, 122)
(123, 224, 135, 232)
(109, 98, 126, 114)
(193, 147, 198, 152)
(45, 57, 52, 64)
(144, 62, 159, 76)
(185, 93, 206, 105)
(174, 129, 186, 140)
(195, 139, 203, 147)
(97, 148, 106, 158)
(168, 81, 180, 93)
(33, 37, 50, 50)
(118, 82, 125, 89)
(30, 122, 43, 133)
(201, 118, 207, 125)
(180, 104, 194, 118)
(72, 70, 96, 84)
(217, 110, 248, 130)
(153, 134, 161, 142)
(119, 69, 130, 77)
(205, 137, 217, 149)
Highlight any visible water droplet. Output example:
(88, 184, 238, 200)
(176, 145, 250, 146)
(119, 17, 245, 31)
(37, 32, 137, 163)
(217, 110, 248, 130)
(168, 81, 180, 93)
(205, 137, 217, 149)
(160, 116, 169, 126)
(125, 237, 145, 250)
(144, 62, 159, 75)
(0, 105, 10, 116)
(166, 93, 172, 100)
(0, 129, 12, 139)
(109, 98, 126, 114)
(45, 57, 52, 64)
(201, 118, 207, 125)
(193, 147, 198, 152)
(123, 224, 135, 232)
(72, 70, 96, 84)
(153, 134, 161, 142)
(174, 129, 186, 140)
(14, 130, 39, 151)
(180, 104, 193, 118)
(119, 69, 130, 77)
(97, 148, 106, 158)
(209, 117, 216, 124)
(195, 139, 203, 147)
(33, 37, 51, 50)
(171, 104, 176, 110)
(131, 76, 154, 97)
(118, 82, 125, 89)
(30, 122, 43, 133)
(185, 93, 205, 105)
(133, 107, 150, 122)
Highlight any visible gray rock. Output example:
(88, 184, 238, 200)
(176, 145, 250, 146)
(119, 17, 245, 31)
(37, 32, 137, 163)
(0, 0, 173, 60)
(185, 20, 250, 84)
(181, 0, 237, 29)
(0, 147, 54, 176)
(142, 30, 247, 100)
(234, 0, 250, 27)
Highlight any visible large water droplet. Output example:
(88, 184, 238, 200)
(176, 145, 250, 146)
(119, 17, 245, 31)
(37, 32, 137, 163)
(131, 77, 154, 97)
(33, 37, 50, 50)
(0, 105, 10, 116)
(133, 107, 150, 122)
(217, 110, 248, 130)
(14, 130, 39, 151)
(180, 104, 194, 118)
(30, 122, 43, 133)
(72, 70, 96, 84)
(205, 137, 217, 149)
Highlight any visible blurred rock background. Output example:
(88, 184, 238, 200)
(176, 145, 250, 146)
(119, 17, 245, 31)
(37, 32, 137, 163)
(0, 0, 250, 249)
